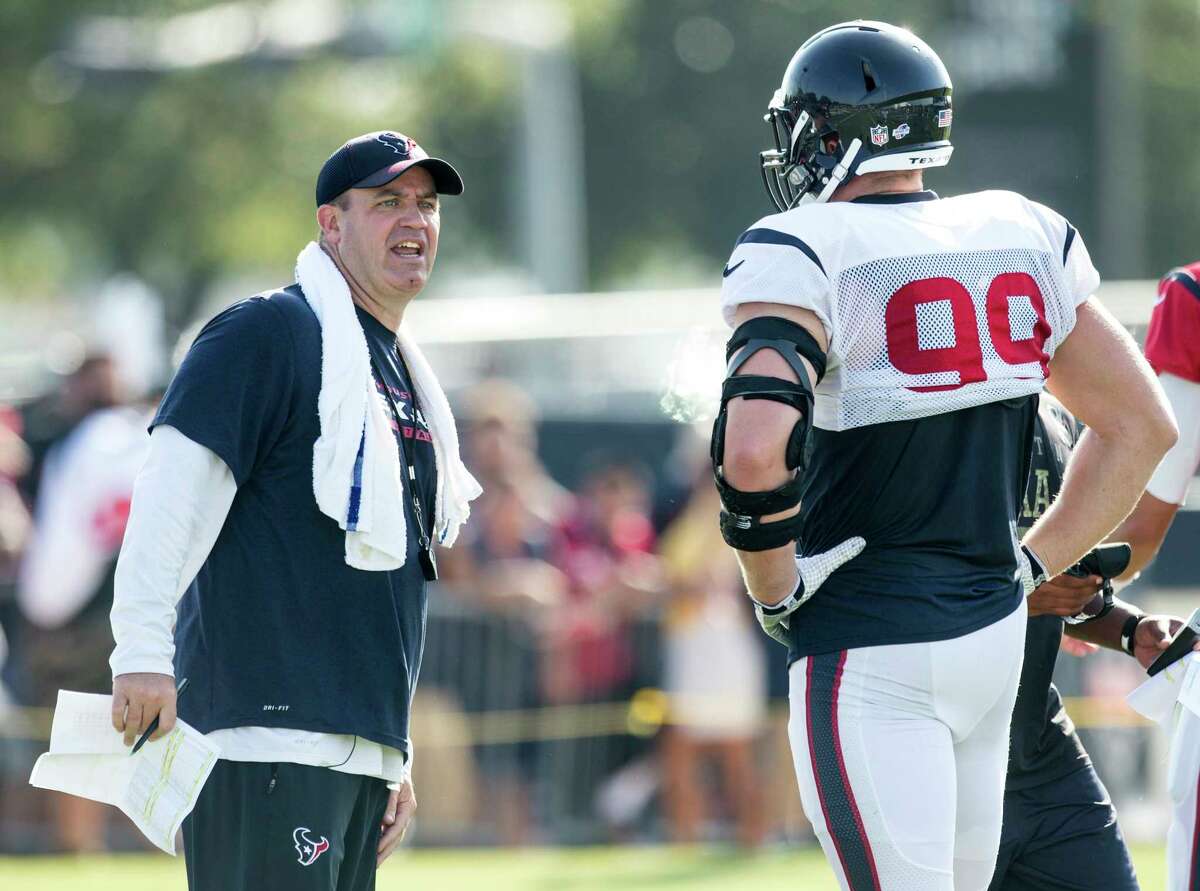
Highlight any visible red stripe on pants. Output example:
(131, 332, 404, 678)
(806, 653, 882, 891)
(830, 651, 882, 890)
(807, 656, 855, 886)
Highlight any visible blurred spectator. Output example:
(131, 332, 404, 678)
(0, 406, 32, 653)
(545, 454, 663, 704)
(444, 377, 568, 596)
(542, 454, 664, 835)
(441, 478, 566, 617)
(15, 354, 125, 506)
(0, 407, 31, 554)
(460, 378, 571, 524)
(0, 408, 33, 853)
(437, 479, 566, 844)
(657, 440, 767, 848)
(437, 379, 569, 843)
(15, 378, 146, 853)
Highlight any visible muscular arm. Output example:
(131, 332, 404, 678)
(1108, 371, 1200, 577)
(721, 302, 828, 604)
(1026, 299, 1177, 576)
(1109, 492, 1179, 579)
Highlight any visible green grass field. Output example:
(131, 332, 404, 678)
(0, 843, 1170, 890)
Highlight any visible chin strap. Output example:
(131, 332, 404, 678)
(814, 138, 862, 203)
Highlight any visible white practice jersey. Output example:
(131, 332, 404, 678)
(721, 190, 1100, 431)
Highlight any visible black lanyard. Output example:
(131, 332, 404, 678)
(367, 348, 438, 581)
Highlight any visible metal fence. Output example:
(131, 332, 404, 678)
(0, 588, 1188, 853)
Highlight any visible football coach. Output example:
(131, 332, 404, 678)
(107, 131, 481, 890)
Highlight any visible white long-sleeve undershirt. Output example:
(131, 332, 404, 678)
(1146, 372, 1200, 505)
(110, 424, 409, 786)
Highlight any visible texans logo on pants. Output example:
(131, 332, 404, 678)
(293, 826, 330, 866)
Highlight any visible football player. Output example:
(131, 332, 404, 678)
(712, 20, 1177, 891)
(1111, 264, 1200, 573)
(1109, 263, 1200, 891)
(993, 395, 1193, 891)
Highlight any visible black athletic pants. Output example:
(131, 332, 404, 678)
(183, 760, 391, 891)
(989, 764, 1139, 890)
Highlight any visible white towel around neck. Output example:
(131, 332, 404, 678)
(295, 241, 481, 571)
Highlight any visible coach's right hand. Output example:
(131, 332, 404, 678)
(112, 672, 177, 747)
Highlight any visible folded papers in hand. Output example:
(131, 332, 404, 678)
(29, 689, 220, 854)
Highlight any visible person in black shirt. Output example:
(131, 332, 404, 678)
(991, 396, 1191, 891)
(108, 132, 476, 891)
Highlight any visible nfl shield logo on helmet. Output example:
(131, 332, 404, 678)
(870, 125, 889, 147)
(937, 108, 953, 128)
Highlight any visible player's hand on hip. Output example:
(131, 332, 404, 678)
(377, 777, 416, 866)
(1026, 573, 1102, 618)
(752, 537, 865, 645)
(1132, 614, 1200, 671)
(111, 672, 177, 747)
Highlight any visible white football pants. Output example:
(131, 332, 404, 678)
(788, 600, 1026, 891)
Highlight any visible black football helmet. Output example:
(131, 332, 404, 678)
(760, 20, 953, 210)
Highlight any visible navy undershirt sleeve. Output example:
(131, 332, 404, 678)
(152, 298, 295, 486)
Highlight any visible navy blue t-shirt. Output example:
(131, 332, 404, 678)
(154, 285, 436, 754)
(1007, 399, 1090, 790)
(787, 395, 1035, 661)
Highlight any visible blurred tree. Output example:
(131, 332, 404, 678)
(1136, 0, 1200, 276)
(574, 0, 1118, 284)
(577, 0, 905, 286)
(1, 0, 1197, 332)
(0, 0, 523, 329)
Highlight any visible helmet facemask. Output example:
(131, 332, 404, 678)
(760, 92, 863, 211)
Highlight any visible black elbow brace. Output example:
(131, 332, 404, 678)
(710, 316, 826, 551)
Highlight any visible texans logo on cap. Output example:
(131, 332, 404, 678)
(376, 133, 413, 158)
(316, 130, 464, 206)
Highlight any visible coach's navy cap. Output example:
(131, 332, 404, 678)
(315, 131, 464, 207)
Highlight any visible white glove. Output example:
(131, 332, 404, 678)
(750, 537, 866, 645)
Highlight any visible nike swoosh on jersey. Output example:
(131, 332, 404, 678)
(722, 259, 745, 278)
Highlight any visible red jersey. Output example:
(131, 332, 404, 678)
(1145, 263, 1200, 504)
(1145, 263, 1200, 384)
